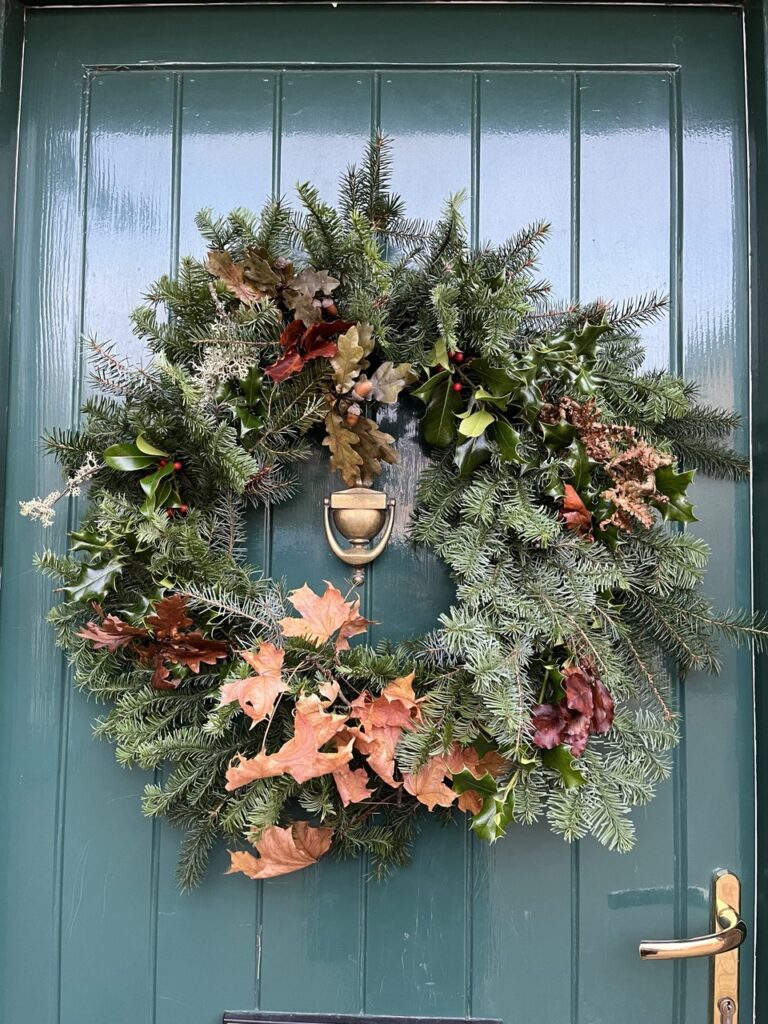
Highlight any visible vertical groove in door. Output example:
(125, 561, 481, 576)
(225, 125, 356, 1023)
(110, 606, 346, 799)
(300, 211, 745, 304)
(147, 70, 185, 1024)
(569, 71, 582, 1024)
(53, 69, 93, 1024)
(668, 68, 688, 1024)
(570, 73, 581, 305)
(470, 73, 481, 249)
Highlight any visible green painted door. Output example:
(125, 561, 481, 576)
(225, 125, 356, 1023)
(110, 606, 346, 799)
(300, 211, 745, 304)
(0, 5, 754, 1023)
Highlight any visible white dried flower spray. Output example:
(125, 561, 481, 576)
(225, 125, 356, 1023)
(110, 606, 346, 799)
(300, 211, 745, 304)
(19, 452, 101, 526)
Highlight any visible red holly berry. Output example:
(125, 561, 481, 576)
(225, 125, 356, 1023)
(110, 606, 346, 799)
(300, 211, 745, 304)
(173, 461, 182, 472)
(158, 458, 168, 468)
(452, 351, 464, 363)
(452, 381, 463, 393)
(166, 508, 174, 518)
(179, 504, 189, 514)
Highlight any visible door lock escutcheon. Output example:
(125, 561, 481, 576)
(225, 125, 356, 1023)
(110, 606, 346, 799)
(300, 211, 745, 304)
(638, 871, 745, 1024)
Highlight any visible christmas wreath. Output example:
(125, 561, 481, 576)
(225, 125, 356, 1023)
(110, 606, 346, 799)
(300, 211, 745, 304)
(24, 138, 766, 887)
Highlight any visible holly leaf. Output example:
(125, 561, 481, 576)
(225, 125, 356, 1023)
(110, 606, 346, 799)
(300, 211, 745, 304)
(457, 408, 495, 438)
(279, 581, 371, 651)
(426, 337, 450, 368)
(219, 642, 287, 725)
(331, 324, 366, 392)
(653, 464, 698, 523)
(227, 822, 334, 880)
(421, 376, 463, 448)
(62, 557, 123, 603)
(402, 755, 456, 811)
(451, 770, 515, 842)
(207, 249, 263, 304)
(139, 461, 175, 512)
(366, 361, 418, 404)
(412, 368, 450, 404)
(323, 410, 363, 487)
(541, 745, 587, 788)
(103, 442, 157, 472)
(225, 694, 352, 788)
(350, 415, 398, 485)
(491, 420, 523, 464)
(135, 433, 170, 457)
(69, 530, 114, 554)
(470, 359, 517, 398)
(454, 433, 491, 476)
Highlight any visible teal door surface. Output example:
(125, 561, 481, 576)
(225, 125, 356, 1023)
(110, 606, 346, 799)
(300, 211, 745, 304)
(0, 6, 755, 1023)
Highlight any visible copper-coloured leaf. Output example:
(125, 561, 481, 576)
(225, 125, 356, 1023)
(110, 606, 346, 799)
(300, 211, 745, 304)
(207, 250, 263, 304)
(219, 643, 287, 724)
(278, 581, 371, 651)
(227, 822, 334, 880)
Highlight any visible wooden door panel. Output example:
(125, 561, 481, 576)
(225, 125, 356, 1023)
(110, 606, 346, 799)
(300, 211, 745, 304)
(0, 7, 752, 1024)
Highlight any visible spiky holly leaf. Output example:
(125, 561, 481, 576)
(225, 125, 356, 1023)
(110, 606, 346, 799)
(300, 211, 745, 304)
(225, 694, 352, 788)
(541, 746, 587, 788)
(323, 409, 363, 486)
(653, 464, 698, 523)
(227, 823, 334, 880)
(454, 433, 491, 476)
(63, 557, 124, 603)
(279, 581, 371, 651)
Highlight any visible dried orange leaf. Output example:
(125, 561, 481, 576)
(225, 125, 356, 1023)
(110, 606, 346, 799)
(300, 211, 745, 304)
(279, 581, 371, 651)
(227, 822, 333, 880)
(219, 643, 286, 725)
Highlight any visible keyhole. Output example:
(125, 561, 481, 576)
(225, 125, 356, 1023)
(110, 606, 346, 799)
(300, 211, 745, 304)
(718, 996, 736, 1024)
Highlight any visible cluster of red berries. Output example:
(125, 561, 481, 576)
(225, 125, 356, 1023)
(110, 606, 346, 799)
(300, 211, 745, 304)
(449, 350, 465, 391)
(156, 458, 189, 517)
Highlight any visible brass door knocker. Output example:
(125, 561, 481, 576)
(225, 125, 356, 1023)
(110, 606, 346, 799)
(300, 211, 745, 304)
(323, 486, 396, 585)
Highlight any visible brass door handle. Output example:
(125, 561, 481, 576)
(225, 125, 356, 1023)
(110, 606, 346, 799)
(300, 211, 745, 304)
(639, 908, 746, 960)
(639, 872, 744, 1024)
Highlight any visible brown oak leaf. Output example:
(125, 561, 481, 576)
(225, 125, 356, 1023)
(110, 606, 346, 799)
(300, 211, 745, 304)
(348, 415, 398, 487)
(365, 361, 418, 404)
(279, 581, 371, 651)
(227, 822, 333, 880)
(219, 643, 286, 724)
(207, 250, 264, 305)
(225, 694, 352, 789)
(77, 595, 229, 690)
(532, 659, 615, 757)
(76, 612, 146, 652)
(284, 268, 340, 325)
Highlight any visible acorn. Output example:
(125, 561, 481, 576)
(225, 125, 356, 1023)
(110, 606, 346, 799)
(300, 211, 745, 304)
(345, 402, 362, 427)
(353, 378, 374, 400)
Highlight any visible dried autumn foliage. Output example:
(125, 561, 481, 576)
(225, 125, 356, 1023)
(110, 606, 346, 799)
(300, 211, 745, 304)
(403, 743, 508, 812)
(531, 658, 615, 757)
(219, 642, 286, 725)
(225, 694, 353, 789)
(77, 594, 229, 689)
(561, 484, 593, 540)
(265, 319, 353, 383)
(227, 822, 334, 880)
(278, 581, 371, 651)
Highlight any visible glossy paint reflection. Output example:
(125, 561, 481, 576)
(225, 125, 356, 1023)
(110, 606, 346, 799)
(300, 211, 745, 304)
(0, 7, 754, 1024)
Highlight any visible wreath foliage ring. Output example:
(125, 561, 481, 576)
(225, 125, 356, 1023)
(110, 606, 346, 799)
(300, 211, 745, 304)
(26, 139, 766, 887)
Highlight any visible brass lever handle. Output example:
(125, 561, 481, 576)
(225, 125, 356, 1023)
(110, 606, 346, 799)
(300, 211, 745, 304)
(639, 871, 746, 961)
